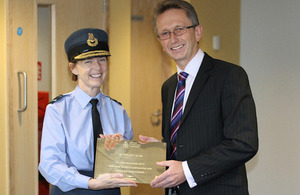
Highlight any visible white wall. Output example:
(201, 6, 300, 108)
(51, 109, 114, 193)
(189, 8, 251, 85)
(241, 0, 300, 194)
(38, 6, 51, 94)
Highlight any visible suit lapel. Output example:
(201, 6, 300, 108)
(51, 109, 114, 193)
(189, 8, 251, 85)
(181, 53, 213, 124)
(165, 74, 177, 130)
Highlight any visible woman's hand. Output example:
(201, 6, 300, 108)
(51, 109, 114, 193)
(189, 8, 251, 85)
(100, 133, 123, 151)
(88, 173, 137, 190)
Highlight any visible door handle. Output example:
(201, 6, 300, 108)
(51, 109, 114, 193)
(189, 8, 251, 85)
(150, 109, 162, 126)
(17, 71, 27, 112)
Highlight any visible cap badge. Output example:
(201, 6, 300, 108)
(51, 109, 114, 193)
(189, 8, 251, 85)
(87, 33, 98, 47)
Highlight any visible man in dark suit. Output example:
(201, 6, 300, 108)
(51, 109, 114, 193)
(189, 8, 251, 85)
(139, 0, 258, 194)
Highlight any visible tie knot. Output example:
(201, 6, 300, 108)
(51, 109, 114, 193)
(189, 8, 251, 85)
(90, 99, 99, 106)
(178, 72, 188, 81)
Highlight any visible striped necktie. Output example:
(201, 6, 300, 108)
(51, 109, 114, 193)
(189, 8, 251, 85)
(170, 72, 188, 159)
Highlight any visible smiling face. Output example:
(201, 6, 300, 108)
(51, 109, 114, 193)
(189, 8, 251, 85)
(156, 9, 202, 69)
(69, 57, 108, 97)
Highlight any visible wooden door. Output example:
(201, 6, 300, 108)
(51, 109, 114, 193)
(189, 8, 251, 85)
(50, 0, 106, 96)
(7, 0, 106, 194)
(7, 0, 38, 194)
(130, 0, 174, 194)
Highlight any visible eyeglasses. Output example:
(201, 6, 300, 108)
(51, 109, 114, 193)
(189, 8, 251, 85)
(157, 25, 197, 40)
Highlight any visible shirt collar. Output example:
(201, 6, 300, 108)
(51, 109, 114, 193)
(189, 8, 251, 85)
(74, 85, 102, 108)
(177, 49, 204, 79)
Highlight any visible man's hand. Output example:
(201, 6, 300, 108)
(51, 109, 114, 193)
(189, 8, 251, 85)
(150, 160, 186, 188)
(88, 173, 137, 190)
(138, 135, 160, 144)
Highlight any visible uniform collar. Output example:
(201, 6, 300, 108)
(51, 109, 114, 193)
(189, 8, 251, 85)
(74, 85, 102, 108)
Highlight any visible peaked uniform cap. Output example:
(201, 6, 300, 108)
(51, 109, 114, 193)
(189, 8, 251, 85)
(64, 28, 110, 62)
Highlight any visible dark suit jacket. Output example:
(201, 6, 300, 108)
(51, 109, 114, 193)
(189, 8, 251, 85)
(161, 53, 258, 195)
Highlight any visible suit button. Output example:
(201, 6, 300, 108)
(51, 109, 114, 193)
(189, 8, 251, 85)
(178, 145, 183, 148)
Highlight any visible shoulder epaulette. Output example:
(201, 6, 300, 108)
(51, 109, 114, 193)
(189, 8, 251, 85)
(110, 97, 122, 105)
(49, 94, 64, 104)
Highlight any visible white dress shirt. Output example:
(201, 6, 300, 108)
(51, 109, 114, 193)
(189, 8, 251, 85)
(174, 49, 204, 188)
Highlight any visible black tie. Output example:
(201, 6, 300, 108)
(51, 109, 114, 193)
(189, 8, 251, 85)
(90, 99, 103, 165)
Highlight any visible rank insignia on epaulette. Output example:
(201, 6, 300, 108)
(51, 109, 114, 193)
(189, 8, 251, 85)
(49, 94, 64, 104)
(110, 98, 122, 105)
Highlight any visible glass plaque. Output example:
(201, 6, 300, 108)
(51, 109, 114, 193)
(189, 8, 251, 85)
(94, 138, 166, 184)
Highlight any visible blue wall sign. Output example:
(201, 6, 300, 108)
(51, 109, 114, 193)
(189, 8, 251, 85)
(17, 27, 23, 36)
